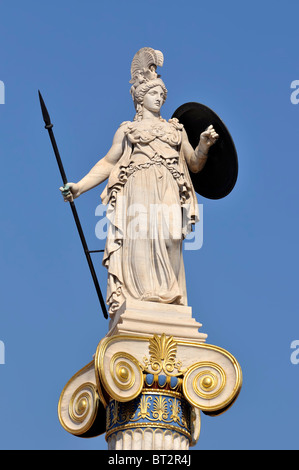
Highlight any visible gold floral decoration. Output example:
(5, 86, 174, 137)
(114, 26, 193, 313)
(143, 334, 186, 376)
(152, 396, 168, 421)
(137, 395, 152, 419)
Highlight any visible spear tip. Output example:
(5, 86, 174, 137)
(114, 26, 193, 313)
(38, 90, 52, 128)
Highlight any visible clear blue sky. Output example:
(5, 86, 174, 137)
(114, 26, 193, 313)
(1, 0, 299, 450)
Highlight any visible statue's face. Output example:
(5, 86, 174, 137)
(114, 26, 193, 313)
(143, 86, 165, 113)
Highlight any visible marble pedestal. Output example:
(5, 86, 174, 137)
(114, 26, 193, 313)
(106, 299, 207, 342)
(58, 301, 242, 449)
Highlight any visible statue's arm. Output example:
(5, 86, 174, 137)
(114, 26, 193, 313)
(60, 125, 126, 201)
(182, 125, 219, 174)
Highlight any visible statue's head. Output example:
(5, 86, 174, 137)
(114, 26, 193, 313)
(132, 79, 167, 120)
(129, 47, 167, 121)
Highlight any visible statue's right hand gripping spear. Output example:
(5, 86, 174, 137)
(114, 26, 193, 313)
(38, 91, 108, 319)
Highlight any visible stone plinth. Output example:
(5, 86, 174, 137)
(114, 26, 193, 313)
(106, 300, 207, 342)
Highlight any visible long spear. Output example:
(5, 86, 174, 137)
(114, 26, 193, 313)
(38, 91, 108, 319)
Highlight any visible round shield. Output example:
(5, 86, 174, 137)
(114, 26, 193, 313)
(172, 102, 238, 199)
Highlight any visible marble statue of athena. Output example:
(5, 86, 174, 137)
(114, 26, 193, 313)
(61, 47, 219, 317)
